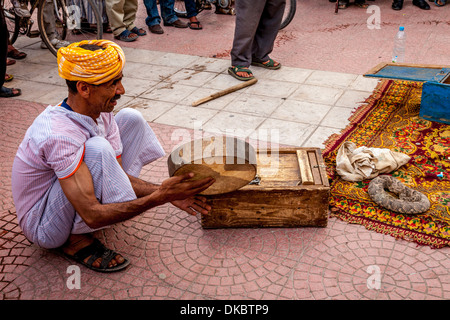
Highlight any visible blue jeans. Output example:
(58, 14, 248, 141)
(144, 0, 177, 26)
(184, 0, 197, 18)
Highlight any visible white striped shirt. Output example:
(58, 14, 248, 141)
(11, 101, 122, 227)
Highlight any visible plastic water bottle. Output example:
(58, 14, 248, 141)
(392, 26, 406, 63)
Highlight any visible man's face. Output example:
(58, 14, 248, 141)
(89, 72, 125, 114)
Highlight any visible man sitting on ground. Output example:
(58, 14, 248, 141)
(11, 39, 214, 272)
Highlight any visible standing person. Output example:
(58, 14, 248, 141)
(144, 0, 188, 35)
(105, 0, 147, 41)
(228, 0, 285, 81)
(11, 40, 215, 272)
(70, 0, 112, 34)
(0, 3, 21, 97)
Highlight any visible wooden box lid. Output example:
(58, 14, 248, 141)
(241, 147, 329, 190)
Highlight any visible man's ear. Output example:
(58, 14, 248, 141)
(76, 81, 91, 98)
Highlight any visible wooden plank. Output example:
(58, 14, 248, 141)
(192, 78, 258, 107)
(316, 149, 330, 188)
(364, 62, 450, 82)
(296, 150, 314, 185)
(307, 150, 323, 186)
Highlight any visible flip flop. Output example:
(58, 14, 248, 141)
(7, 59, 16, 66)
(130, 26, 147, 36)
(228, 66, 255, 81)
(5, 74, 14, 82)
(63, 238, 130, 273)
(188, 21, 202, 30)
(7, 48, 27, 60)
(114, 29, 138, 42)
(251, 58, 281, 70)
(0, 86, 21, 97)
(434, 0, 446, 5)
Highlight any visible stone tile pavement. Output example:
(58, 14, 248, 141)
(1, 0, 450, 302)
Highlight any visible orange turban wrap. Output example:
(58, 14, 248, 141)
(57, 39, 125, 85)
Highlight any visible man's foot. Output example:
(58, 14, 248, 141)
(188, 17, 202, 30)
(413, 0, 430, 8)
(163, 19, 188, 28)
(5, 73, 14, 82)
(149, 24, 164, 34)
(41, 38, 70, 49)
(7, 45, 27, 59)
(251, 58, 281, 70)
(0, 86, 21, 98)
(114, 29, 138, 42)
(130, 26, 147, 36)
(62, 234, 129, 272)
(228, 66, 255, 81)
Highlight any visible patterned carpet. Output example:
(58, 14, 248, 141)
(323, 80, 450, 248)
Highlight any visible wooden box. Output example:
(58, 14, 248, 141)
(364, 62, 450, 124)
(201, 148, 330, 229)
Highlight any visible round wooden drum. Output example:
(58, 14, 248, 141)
(168, 136, 257, 195)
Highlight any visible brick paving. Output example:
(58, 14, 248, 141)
(1, 0, 450, 301)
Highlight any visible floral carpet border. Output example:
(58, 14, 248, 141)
(323, 80, 450, 249)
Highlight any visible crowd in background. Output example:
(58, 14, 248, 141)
(1, 0, 448, 97)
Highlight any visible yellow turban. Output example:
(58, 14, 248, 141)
(57, 39, 125, 85)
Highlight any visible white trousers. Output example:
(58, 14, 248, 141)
(24, 108, 165, 249)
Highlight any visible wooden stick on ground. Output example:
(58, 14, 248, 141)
(191, 78, 258, 107)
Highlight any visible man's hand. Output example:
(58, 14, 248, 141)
(155, 173, 215, 204)
(171, 196, 212, 216)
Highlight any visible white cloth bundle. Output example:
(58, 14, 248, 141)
(336, 141, 411, 181)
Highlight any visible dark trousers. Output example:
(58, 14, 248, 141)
(0, 5, 8, 88)
(230, 0, 286, 67)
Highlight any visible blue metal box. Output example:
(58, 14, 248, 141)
(364, 63, 450, 124)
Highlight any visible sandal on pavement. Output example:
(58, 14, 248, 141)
(163, 19, 188, 28)
(64, 238, 130, 273)
(114, 29, 138, 42)
(188, 21, 202, 30)
(338, 0, 349, 8)
(7, 47, 27, 60)
(228, 66, 255, 81)
(5, 74, 14, 82)
(355, 1, 369, 8)
(130, 26, 147, 36)
(0, 86, 21, 97)
(435, 0, 446, 5)
(251, 58, 281, 70)
(7, 59, 16, 66)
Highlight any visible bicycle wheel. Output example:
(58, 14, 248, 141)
(174, 0, 187, 17)
(279, 0, 296, 30)
(38, 0, 103, 56)
(1, 0, 20, 44)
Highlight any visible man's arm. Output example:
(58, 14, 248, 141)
(118, 158, 213, 216)
(58, 161, 215, 230)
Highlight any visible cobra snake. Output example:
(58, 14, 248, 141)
(368, 175, 430, 215)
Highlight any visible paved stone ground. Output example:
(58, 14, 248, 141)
(1, 0, 449, 301)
